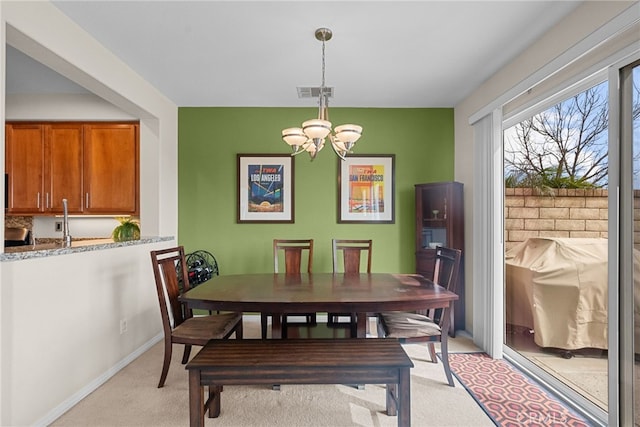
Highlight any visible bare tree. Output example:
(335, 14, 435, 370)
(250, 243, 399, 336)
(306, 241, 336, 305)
(505, 84, 611, 188)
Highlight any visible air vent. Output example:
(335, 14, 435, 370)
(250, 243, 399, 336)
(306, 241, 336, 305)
(297, 86, 334, 99)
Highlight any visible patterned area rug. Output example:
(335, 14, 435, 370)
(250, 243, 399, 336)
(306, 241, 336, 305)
(447, 352, 592, 426)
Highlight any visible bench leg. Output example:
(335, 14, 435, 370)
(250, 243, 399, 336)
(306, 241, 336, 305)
(398, 367, 411, 427)
(386, 383, 398, 416)
(188, 370, 204, 427)
(206, 385, 221, 418)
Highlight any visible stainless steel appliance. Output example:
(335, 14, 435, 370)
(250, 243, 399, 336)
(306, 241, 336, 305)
(4, 227, 31, 247)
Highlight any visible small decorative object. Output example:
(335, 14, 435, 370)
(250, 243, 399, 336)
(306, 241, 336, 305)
(112, 217, 141, 242)
(432, 210, 439, 219)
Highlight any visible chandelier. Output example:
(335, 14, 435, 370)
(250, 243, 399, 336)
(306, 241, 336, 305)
(281, 28, 363, 161)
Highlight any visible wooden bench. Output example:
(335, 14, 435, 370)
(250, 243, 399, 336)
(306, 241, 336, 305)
(186, 338, 414, 427)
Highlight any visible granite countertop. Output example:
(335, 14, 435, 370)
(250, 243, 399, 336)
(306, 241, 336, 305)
(1, 236, 174, 262)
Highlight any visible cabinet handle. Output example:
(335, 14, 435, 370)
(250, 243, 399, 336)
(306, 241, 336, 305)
(37, 192, 40, 209)
(46, 193, 50, 209)
(85, 193, 89, 209)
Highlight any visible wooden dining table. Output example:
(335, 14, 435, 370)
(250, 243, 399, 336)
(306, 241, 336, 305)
(179, 272, 458, 339)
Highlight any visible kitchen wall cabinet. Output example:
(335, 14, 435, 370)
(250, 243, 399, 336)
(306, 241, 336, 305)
(47, 124, 84, 213)
(5, 122, 139, 216)
(5, 123, 46, 213)
(5, 123, 83, 214)
(83, 124, 139, 215)
(415, 181, 464, 333)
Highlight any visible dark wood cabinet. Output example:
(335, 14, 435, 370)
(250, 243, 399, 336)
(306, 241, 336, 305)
(415, 182, 464, 333)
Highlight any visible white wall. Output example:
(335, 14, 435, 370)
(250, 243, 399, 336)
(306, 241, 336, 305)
(1, 241, 174, 426)
(0, 1, 179, 425)
(454, 0, 638, 336)
(5, 93, 135, 121)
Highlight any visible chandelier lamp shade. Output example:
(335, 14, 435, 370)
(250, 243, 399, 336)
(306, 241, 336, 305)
(282, 28, 363, 161)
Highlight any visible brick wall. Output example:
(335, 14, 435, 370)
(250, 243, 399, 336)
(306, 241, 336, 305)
(505, 188, 640, 251)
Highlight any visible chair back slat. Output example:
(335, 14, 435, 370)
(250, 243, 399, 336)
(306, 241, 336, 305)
(433, 247, 461, 293)
(432, 246, 462, 327)
(283, 248, 303, 274)
(150, 246, 192, 331)
(332, 239, 373, 274)
(273, 239, 314, 274)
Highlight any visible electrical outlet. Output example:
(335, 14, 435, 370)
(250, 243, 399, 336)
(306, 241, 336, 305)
(120, 319, 128, 334)
(55, 221, 62, 232)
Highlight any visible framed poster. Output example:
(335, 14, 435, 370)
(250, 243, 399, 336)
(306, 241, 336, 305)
(338, 154, 395, 223)
(237, 154, 294, 223)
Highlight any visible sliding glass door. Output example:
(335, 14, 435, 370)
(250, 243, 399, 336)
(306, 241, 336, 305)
(632, 60, 639, 427)
(500, 55, 639, 425)
(613, 58, 639, 427)
(502, 77, 611, 423)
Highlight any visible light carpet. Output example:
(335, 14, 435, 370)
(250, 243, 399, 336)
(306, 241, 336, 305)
(52, 316, 494, 427)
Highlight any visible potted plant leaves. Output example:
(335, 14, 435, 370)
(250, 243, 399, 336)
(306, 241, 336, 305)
(112, 217, 141, 242)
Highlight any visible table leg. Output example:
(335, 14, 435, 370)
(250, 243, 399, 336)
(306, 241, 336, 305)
(270, 312, 284, 390)
(188, 370, 204, 427)
(271, 313, 282, 339)
(449, 302, 456, 337)
(356, 312, 367, 338)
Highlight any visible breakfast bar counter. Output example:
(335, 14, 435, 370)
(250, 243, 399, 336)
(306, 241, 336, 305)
(0, 236, 173, 262)
(1, 235, 177, 426)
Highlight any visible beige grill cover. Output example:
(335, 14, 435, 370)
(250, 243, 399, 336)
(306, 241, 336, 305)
(505, 237, 640, 352)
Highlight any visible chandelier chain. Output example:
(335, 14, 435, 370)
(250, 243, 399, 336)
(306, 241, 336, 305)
(321, 38, 326, 91)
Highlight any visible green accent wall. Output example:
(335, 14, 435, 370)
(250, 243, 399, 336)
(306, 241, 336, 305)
(178, 107, 454, 274)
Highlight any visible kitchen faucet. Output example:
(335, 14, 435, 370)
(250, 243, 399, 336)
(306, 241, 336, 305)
(62, 198, 72, 247)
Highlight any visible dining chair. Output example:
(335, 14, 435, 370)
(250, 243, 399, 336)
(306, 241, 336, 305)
(150, 246, 243, 388)
(377, 246, 462, 386)
(261, 239, 316, 339)
(327, 239, 373, 328)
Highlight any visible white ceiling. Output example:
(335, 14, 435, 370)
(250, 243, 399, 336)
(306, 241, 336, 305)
(7, 1, 583, 108)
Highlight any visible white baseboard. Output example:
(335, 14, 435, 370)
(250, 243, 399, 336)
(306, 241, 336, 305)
(34, 333, 163, 427)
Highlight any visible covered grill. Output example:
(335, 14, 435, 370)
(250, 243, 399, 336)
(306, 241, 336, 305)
(505, 237, 640, 353)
